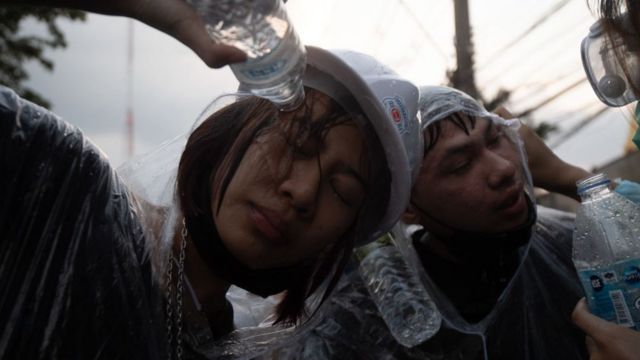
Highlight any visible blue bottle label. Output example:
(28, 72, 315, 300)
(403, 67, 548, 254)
(240, 58, 287, 80)
(578, 258, 640, 329)
(231, 29, 303, 84)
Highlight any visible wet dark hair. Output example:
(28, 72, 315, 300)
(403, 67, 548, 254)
(423, 112, 478, 154)
(177, 87, 390, 325)
(590, 0, 640, 95)
(592, 0, 640, 36)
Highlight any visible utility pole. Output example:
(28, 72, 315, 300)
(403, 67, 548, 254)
(450, 0, 479, 99)
(126, 19, 134, 158)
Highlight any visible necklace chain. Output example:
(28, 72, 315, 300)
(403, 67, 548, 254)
(165, 218, 188, 360)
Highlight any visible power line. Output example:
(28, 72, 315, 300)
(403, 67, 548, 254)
(370, 0, 402, 60)
(549, 106, 610, 149)
(397, 0, 450, 62)
(516, 77, 588, 117)
(479, 14, 590, 84)
(533, 104, 600, 124)
(508, 69, 584, 105)
(478, 0, 574, 69)
(509, 70, 577, 97)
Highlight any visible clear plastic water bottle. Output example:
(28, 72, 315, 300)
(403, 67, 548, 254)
(355, 232, 441, 347)
(573, 173, 640, 330)
(187, 0, 306, 110)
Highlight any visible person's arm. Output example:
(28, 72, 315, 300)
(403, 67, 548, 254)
(5, 0, 247, 68)
(572, 298, 640, 360)
(517, 120, 591, 201)
(494, 107, 592, 201)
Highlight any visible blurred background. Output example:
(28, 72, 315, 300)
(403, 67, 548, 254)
(4, 0, 639, 209)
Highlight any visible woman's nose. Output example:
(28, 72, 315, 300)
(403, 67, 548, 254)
(278, 159, 321, 217)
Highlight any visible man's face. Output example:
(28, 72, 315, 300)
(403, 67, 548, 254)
(410, 116, 529, 234)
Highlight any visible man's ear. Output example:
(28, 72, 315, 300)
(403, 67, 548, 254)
(402, 203, 421, 225)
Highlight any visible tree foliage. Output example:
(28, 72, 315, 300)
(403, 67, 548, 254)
(0, 5, 86, 108)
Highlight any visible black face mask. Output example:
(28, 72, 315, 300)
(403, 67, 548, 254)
(412, 193, 537, 262)
(185, 211, 313, 298)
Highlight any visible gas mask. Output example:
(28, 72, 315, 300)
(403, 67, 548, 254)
(581, 11, 640, 107)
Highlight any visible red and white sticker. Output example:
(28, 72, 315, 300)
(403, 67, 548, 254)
(383, 95, 409, 135)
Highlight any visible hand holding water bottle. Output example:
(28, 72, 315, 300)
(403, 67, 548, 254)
(571, 176, 640, 359)
(87, 0, 307, 108)
(572, 298, 640, 360)
(123, 0, 249, 68)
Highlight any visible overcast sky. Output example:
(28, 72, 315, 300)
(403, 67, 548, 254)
(21, 0, 634, 170)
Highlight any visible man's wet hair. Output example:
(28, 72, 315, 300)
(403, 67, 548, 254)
(423, 112, 478, 154)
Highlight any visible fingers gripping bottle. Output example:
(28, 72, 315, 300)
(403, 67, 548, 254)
(573, 173, 640, 330)
(355, 232, 441, 347)
(187, 0, 306, 110)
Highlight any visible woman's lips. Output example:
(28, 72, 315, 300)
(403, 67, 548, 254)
(249, 204, 287, 244)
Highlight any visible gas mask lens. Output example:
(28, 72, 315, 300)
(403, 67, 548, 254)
(581, 17, 640, 107)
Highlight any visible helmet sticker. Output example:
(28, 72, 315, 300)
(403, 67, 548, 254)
(383, 95, 409, 135)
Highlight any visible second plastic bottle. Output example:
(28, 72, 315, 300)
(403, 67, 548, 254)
(355, 232, 441, 347)
(573, 173, 640, 330)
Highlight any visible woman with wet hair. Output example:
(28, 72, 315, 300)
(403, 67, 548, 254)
(0, 46, 423, 359)
(175, 87, 392, 329)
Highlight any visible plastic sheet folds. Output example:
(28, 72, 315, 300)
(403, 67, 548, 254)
(279, 207, 588, 359)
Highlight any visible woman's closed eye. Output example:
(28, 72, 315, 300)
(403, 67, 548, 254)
(329, 176, 364, 208)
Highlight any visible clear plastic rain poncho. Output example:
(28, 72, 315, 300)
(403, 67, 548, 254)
(0, 85, 165, 359)
(279, 86, 588, 359)
(0, 84, 362, 359)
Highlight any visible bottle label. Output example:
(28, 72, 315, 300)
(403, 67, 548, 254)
(239, 57, 288, 81)
(578, 258, 640, 329)
(231, 27, 303, 84)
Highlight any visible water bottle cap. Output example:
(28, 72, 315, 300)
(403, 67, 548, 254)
(576, 173, 611, 194)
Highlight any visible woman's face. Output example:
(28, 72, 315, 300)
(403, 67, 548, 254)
(212, 93, 369, 269)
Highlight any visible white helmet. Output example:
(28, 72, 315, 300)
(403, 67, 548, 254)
(303, 46, 423, 238)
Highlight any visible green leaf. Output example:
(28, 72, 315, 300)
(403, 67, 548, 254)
(0, 5, 86, 108)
